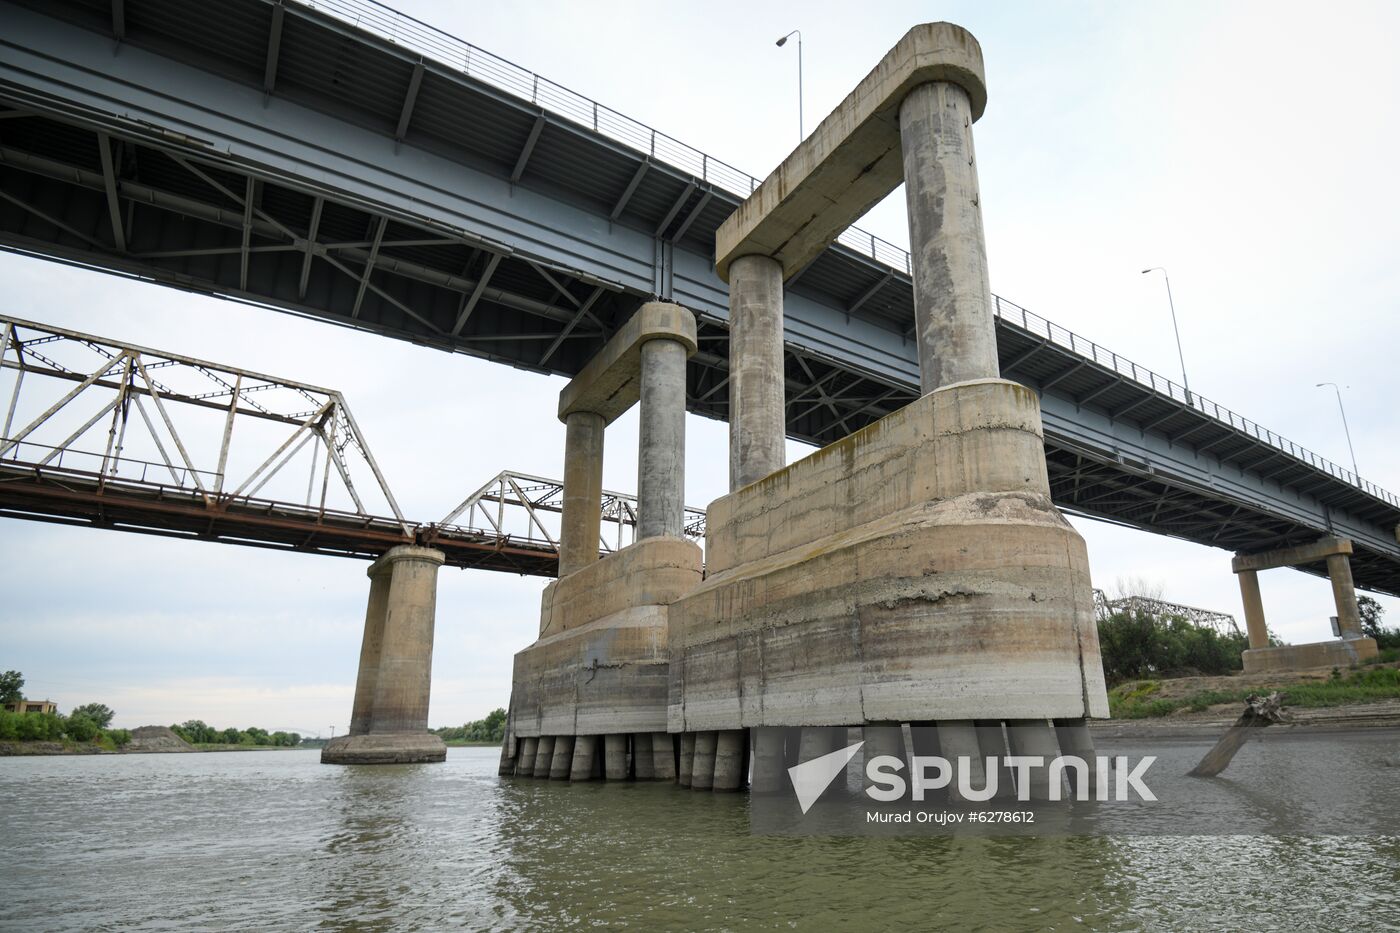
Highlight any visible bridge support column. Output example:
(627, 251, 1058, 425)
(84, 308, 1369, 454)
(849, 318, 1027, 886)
(678, 732, 696, 787)
(559, 411, 605, 577)
(750, 727, 787, 794)
(690, 731, 718, 790)
(651, 732, 677, 781)
(570, 735, 598, 781)
(322, 545, 447, 765)
(1327, 553, 1364, 639)
(899, 76, 998, 392)
(638, 337, 689, 537)
(727, 254, 786, 491)
(1237, 569, 1269, 649)
(712, 729, 747, 792)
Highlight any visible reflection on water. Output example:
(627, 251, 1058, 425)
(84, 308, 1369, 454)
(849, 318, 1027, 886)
(1, 748, 1397, 931)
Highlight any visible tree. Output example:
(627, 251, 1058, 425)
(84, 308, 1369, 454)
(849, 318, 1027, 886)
(65, 712, 99, 742)
(1359, 595, 1400, 650)
(221, 726, 242, 744)
(0, 670, 23, 706)
(108, 729, 132, 748)
(71, 703, 114, 729)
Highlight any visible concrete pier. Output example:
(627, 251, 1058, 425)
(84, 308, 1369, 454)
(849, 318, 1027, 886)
(603, 734, 628, 780)
(637, 337, 688, 538)
(678, 732, 696, 787)
(712, 729, 746, 792)
(558, 410, 605, 577)
(633, 733, 656, 780)
(570, 734, 597, 782)
(651, 732, 676, 781)
(899, 77, 997, 392)
(517, 736, 538, 777)
(691, 731, 718, 790)
(725, 254, 786, 491)
(322, 545, 448, 765)
(936, 720, 987, 804)
(533, 736, 556, 778)
(1006, 719, 1061, 801)
(549, 735, 575, 780)
(1234, 536, 1379, 671)
(862, 724, 905, 790)
(1053, 718, 1096, 798)
(750, 727, 787, 794)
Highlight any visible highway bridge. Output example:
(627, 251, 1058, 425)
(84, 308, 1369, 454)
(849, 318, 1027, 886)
(1, 0, 1397, 594)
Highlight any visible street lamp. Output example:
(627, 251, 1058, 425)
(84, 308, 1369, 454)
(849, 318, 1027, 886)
(1316, 382, 1360, 479)
(775, 29, 803, 140)
(1141, 267, 1192, 406)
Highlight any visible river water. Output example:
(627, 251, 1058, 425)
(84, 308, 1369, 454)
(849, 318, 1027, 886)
(2, 747, 1397, 931)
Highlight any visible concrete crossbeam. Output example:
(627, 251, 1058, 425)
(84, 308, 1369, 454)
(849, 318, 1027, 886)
(1231, 535, 1352, 573)
(557, 302, 697, 425)
(715, 23, 986, 282)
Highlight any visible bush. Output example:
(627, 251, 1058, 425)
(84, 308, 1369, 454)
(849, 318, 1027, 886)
(1097, 609, 1249, 682)
(64, 713, 100, 742)
(0, 709, 19, 741)
(107, 728, 132, 748)
(15, 711, 64, 741)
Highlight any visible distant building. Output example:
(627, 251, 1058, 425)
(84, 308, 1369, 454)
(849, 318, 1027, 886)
(3, 699, 58, 715)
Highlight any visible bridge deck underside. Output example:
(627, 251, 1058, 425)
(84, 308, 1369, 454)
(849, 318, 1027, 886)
(0, 0, 1397, 595)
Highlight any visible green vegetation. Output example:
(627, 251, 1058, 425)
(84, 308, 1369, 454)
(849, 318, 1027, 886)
(169, 720, 302, 748)
(70, 703, 114, 729)
(1109, 667, 1400, 718)
(1359, 596, 1400, 650)
(434, 708, 507, 745)
(0, 670, 23, 706)
(1097, 607, 1251, 682)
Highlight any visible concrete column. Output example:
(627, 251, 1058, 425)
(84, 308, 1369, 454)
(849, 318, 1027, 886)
(797, 727, 841, 762)
(558, 410, 605, 577)
(976, 720, 1016, 800)
(651, 733, 676, 781)
(712, 729, 746, 792)
(862, 724, 905, 792)
(899, 81, 999, 393)
(570, 735, 597, 782)
(1006, 720, 1061, 801)
(603, 733, 628, 781)
(347, 570, 392, 736)
(1327, 553, 1364, 638)
(532, 736, 556, 778)
(727, 254, 786, 491)
(323, 546, 447, 765)
(1053, 718, 1097, 799)
(633, 732, 656, 780)
(637, 338, 687, 539)
(517, 736, 538, 777)
(678, 732, 696, 787)
(750, 726, 787, 794)
(548, 735, 575, 780)
(691, 731, 718, 791)
(497, 739, 516, 776)
(937, 720, 988, 804)
(1237, 568, 1269, 649)
(366, 547, 446, 735)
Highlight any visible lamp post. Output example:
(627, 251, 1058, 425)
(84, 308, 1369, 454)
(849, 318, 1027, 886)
(775, 29, 803, 140)
(1316, 382, 1360, 479)
(1141, 267, 1191, 405)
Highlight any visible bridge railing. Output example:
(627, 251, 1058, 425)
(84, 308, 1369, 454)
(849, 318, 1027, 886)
(302, 0, 1394, 511)
(993, 295, 1399, 509)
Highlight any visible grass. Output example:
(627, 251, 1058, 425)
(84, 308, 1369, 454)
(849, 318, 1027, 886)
(1109, 667, 1400, 719)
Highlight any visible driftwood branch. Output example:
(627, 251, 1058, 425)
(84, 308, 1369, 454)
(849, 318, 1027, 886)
(1188, 692, 1286, 777)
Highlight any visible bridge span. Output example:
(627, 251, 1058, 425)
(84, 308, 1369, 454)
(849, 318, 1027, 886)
(0, 0, 1397, 594)
(0, 313, 700, 574)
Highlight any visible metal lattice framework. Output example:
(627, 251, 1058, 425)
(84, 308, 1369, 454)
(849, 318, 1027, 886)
(1092, 589, 1242, 637)
(431, 470, 705, 556)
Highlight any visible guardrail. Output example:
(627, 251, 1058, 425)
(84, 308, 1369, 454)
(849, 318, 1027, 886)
(299, 0, 1396, 512)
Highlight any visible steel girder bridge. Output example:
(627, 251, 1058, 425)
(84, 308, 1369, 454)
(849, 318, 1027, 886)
(0, 314, 698, 575)
(0, 0, 1397, 595)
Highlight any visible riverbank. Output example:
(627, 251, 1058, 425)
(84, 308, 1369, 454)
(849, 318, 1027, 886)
(0, 741, 314, 756)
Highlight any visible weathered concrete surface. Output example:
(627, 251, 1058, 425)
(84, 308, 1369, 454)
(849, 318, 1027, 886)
(712, 729, 746, 792)
(651, 732, 677, 781)
(1236, 569, 1268, 649)
(637, 337, 688, 539)
(1327, 552, 1364, 638)
(691, 731, 717, 791)
(558, 410, 605, 577)
(510, 537, 702, 738)
(1243, 638, 1379, 673)
(549, 735, 575, 780)
(570, 734, 597, 781)
(324, 545, 447, 765)
(678, 732, 696, 787)
(901, 79, 998, 392)
(557, 302, 697, 425)
(668, 379, 1109, 733)
(603, 734, 627, 780)
(633, 732, 656, 779)
(727, 254, 786, 491)
(715, 23, 986, 282)
(1232, 535, 1352, 573)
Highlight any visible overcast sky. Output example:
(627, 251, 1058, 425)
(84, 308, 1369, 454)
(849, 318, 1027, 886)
(2, 0, 1397, 733)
